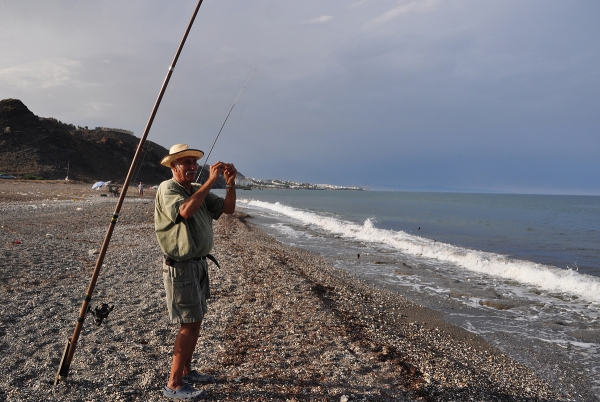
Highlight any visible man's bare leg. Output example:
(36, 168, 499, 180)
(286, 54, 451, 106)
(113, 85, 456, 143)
(167, 321, 201, 390)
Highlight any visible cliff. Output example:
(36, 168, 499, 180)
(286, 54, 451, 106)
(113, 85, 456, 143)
(0, 98, 216, 185)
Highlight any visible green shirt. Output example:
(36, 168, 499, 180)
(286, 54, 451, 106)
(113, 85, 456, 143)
(154, 178, 224, 260)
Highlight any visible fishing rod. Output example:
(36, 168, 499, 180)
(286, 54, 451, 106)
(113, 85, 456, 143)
(195, 68, 256, 183)
(132, 140, 151, 185)
(54, 0, 206, 385)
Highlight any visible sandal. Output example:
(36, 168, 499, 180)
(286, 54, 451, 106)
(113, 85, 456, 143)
(163, 383, 207, 400)
(183, 370, 216, 384)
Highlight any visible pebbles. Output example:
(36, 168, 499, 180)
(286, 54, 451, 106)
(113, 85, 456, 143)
(0, 182, 576, 401)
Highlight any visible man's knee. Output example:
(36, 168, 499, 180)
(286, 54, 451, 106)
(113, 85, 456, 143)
(180, 321, 201, 332)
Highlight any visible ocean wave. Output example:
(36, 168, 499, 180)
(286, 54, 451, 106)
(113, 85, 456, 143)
(240, 199, 600, 304)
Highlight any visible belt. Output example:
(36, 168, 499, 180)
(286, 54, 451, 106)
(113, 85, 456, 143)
(164, 254, 220, 269)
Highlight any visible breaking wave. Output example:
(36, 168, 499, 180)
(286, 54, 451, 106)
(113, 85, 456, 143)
(240, 199, 600, 304)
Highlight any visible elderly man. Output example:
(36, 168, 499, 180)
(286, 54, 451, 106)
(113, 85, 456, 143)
(154, 144, 236, 400)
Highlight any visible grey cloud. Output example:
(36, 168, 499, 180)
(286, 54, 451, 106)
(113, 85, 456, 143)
(1, 0, 599, 194)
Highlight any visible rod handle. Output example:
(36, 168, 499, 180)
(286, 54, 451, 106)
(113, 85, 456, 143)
(54, 337, 72, 385)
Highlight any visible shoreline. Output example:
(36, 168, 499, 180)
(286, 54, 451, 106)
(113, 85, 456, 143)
(0, 182, 578, 401)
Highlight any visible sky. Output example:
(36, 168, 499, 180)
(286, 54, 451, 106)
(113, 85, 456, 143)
(1, 0, 599, 195)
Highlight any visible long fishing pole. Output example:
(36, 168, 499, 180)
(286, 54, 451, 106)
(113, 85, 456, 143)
(54, 0, 205, 385)
(195, 68, 256, 183)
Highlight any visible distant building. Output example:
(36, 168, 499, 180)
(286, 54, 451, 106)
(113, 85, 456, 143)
(236, 177, 252, 187)
(97, 127, 134, 136)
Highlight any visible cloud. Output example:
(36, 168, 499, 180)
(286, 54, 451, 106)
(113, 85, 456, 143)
(364, 0, 439, 30)
(351, 0, 375, 8)
(0, 58, 88, 89)
(303, 15, 333, 25)
(1, 0, 598, 194)
(87, 101, 117, 112)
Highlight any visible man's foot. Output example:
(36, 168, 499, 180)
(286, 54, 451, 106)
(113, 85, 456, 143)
(163, 383, 207, 400)
(183, 370, 216, 384)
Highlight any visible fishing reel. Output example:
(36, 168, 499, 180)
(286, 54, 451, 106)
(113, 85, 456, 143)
(88, 303, 114, 326)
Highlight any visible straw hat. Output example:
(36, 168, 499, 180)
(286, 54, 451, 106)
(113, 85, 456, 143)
(160, 144, 204, 167)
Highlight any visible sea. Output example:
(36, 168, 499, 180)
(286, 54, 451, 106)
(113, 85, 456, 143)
(215, 189, 600, 399)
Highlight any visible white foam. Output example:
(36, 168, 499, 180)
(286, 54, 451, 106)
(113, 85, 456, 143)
(533, 337, 599, 349)
(240, 199, 600, 304)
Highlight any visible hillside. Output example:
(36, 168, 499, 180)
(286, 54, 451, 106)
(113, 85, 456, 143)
(0, 98, 217, 185)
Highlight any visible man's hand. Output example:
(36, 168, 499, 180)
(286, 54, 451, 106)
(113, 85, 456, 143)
(223, 163, 237, 185)
(179, 161, 237, 219)
(208, 162, 223, 185)
(221, 162, 237, 214)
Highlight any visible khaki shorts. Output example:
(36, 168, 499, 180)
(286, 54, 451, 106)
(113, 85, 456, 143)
(163, 259, 210, 324)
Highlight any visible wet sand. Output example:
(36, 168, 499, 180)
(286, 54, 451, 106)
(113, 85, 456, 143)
(0, 181, 576, 401)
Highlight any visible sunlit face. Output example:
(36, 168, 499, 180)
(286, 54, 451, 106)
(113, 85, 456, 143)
(171, 156, 198, 187)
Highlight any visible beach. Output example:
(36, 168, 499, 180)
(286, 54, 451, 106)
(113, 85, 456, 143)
(0, 181, 580, 401)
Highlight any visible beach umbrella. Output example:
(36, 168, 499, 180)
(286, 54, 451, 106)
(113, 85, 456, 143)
(91, 181, 105, 189)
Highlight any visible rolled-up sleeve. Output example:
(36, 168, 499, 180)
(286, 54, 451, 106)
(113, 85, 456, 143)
(205, 192, 225, 220)
(160, 189, 185, 224)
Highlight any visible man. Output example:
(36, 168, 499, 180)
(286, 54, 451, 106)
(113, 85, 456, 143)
(138, 181, 144, 196)
(154, 144, 236, 400)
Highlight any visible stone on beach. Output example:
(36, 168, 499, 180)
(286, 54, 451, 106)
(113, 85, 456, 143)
(0, 181, 572, 401)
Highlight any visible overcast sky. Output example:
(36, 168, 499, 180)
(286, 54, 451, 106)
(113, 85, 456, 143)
(1, 0, 599, 194)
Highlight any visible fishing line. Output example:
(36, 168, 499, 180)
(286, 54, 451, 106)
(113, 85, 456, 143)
(132, 140, 151, 185)
(195, 68, 257, 183)
(235, 93, 250, 128)
(194, 10, 271, 183)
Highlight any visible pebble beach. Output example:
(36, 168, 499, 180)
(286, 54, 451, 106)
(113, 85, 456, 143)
(0, 181, 582, 401)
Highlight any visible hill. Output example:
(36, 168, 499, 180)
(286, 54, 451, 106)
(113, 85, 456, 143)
(0, 98, 218, 185)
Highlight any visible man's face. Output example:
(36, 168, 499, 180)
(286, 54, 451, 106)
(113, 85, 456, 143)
(171, 156, 198, 186)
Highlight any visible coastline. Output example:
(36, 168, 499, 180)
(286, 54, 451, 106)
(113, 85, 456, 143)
(0, 182, 575, 401)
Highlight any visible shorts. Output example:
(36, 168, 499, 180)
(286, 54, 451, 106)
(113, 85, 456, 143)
(163, 259, 210, 324)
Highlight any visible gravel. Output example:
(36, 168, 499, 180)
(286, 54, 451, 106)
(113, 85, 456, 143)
(0, 181, 579, 401)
